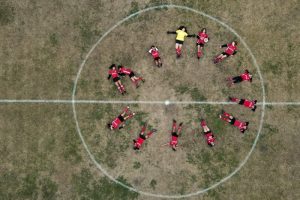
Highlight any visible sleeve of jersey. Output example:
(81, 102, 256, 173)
(148, 49, 152, 53)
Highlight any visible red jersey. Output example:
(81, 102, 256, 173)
(134, 137, 145, 148)
(205, 132, 215, 145)
(243, 99, 255, 108)
(225, 43, 237, 55)
(241, 72, 252, 81)
(233, 120, 244, 129)
(108, 69, 119, 78)
(149, 48, 160, 59)
(118, 67, 132, 75)
(111, 117, 122, 129)
(170, 136, 178, 146)
(197, 32, 208, 44)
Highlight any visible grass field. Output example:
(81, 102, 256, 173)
(0, 0, 299, 199)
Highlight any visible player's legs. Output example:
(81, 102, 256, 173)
(172, 119, 177, 133)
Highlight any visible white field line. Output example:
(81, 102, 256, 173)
(0, 99, 299, 106)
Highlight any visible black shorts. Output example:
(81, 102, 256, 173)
(113, 77, 120, 82)
(239, 99, 245, 105)
(197, 43, 204, 47)
(222, 52, 230, 57)
(139, 134, 146, 140)
(154, 57, 161, 61)
(118, 115, 124, 122)
(171, 132, 179, 137)
(229, 118, 236, 125)
(176, 39, 184, 44)
(232, 76, 243, 83)
(129, 72, 135, 78)
(204, 130, 212, 135)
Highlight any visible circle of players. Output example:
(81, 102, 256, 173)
(106, 26, 257, 151)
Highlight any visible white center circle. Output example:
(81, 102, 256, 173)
(72, 5, 266, 198)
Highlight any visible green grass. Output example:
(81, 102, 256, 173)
(0, 1, 14, 26)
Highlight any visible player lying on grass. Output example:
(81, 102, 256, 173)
(214, 41, 238, 63)
(219, 110, 249, 133)
(107, 64, 126, 95)
(107, 106, 135, 130)
(196, 28, 209, 59)
(133, 123, 157, 150)
(227, 69, 252, 86)
(229, 97, 257, 111)
(200, 119, 216, 147)
(148, 46, 162, 67)
(167, 26, 196, 58)
(118, 65, 145, 88)
(169, 119, 183, 151)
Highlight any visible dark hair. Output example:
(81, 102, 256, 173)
(233, 41, 238, 45)
(178, 26, 187, 32)
(118, 65, 123, 69)
(151, 45, 155, 48)
(107, 123, 112, 129)
(245, 69, 249, 73)
(201, 28, 206, 32)
(109, 64, 116, 69)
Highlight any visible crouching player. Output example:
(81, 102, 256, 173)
(148, 46, 162, 67)
(107, 106, 135, 130)
(107, 64, 126, 95)
(229, 97, 257, 111)
(133, 124, 157, 150)
(219, 111, 249, 133)
(118, 65, 145, 88)
(200, 119, 215, 147)
(169, 120, 183, 151)
(227, 69, 253, 86)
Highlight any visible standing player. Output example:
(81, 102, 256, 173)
(133, 124, 157, 150)
(229, 97, 257, 111)
(214, 41, 238, 63)
(200, 119, 216, 147)
(196, 28, 209, 59)
(118, 65, 145, 88)
(107, 64, 126, 95)
(219, 111, 249, 133)
(169, 119, 183, 151)
(107, 106, 135, 130)
(148, 46, 162, 67)
(167, 26, 196, 58)
(227, 69, 253, 86)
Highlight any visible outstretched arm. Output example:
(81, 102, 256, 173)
(232, 51, 237, 55)
(167, 31, 176, 34)
(107, 74, 111, 80)
(187, 34, 196, 37)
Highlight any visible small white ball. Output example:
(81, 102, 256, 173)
(165, 100, 170, 105)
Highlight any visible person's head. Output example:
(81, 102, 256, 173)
(201, 28, 206, 33)
(232, 41, 238, 46)
(109, 64, 116, 69)
(245, 69, 249, 73)
(133, 146, 139, 150)
(210, 142, 215, 147)
(107, 123, 113, 130)
(178, 26, 186, 32)
(151, 45, 155, 49)
(118, 65, 123, 70)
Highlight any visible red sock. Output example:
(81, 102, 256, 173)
(146, 131, 153, 137)
(230, 97, 239, 102)
(223, 112, 231, 117)
(140, 125, 146, 134)
(120, 84, 125, 92)
(172, 122, 177, 132)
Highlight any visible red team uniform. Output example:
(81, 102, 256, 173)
(133, 125, 157, 150)
(223, 43, 238, 56)
(169, 120, 183, 151)
(219, 111, 249, 133)
(196, 31, 209, 58)
(200, 120, 215, 147)
(229, 97, 257, 111)
(107, 64, 126, 94)
(149, 47, 160, 60)
(229, 69, 253, 85)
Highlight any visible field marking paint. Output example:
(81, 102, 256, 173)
(70, 4, 266, 199)
(0, 99, 300, 106)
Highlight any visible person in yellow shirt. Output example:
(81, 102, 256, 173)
(167, 26, 195, 57)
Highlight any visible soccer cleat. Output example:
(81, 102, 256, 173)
(179, 122, 183, 127)
(173, 119, 177, 124)
(151, 129, 157, 133)
(197, 51, 202, 59)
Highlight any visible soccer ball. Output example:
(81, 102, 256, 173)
(204, 38, 209, 43)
